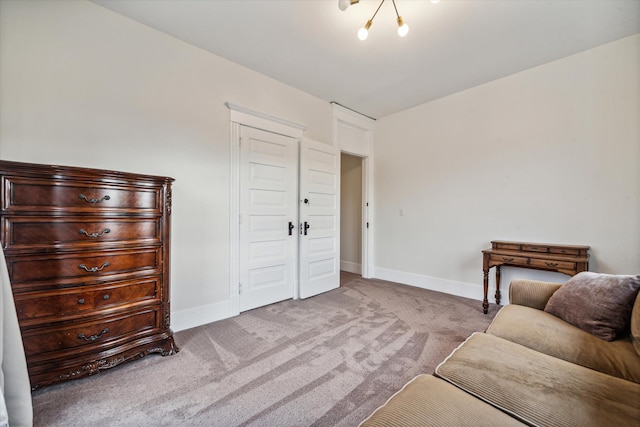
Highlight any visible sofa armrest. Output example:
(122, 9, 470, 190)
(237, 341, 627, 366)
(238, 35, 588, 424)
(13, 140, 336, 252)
(508, 279, 563, 310)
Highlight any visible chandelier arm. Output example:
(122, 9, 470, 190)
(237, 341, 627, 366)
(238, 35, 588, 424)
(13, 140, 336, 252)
(369, 0, 386, 22)
(391, 0, 400, 18)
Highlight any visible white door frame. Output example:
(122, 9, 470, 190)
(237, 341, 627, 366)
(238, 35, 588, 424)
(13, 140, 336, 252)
(332, 103, 375, 278)
(341, 152, 370, 278)
(227, 103, 305, 315)
(339, 152, 367, 276)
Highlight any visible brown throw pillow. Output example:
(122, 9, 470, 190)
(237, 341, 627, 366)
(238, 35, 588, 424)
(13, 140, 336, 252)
(544, 272, 640, 341)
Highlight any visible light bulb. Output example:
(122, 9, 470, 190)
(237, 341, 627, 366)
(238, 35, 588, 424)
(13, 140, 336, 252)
(338, 0, 351, 11)
(358, 20, 372, 41)
(397, 17, 409, 37)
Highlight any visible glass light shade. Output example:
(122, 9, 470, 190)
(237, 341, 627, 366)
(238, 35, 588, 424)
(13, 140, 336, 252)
(397, 23, 409, 37)
(397, 17, 409, 37)
(338, 0, 351, 11)
(358, 20, 372, 41)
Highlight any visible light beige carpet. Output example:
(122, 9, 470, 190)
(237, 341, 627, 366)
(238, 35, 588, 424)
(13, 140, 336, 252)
(31, 275, 498, 426)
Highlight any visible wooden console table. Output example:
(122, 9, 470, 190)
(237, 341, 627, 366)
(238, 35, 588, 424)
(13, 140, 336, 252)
(482, 240, 589, 314)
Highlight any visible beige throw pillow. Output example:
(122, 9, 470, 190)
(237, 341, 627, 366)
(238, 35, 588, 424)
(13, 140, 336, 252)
(544, 272, 640, 341)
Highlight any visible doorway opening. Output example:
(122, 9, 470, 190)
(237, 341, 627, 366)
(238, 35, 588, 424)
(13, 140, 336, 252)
(340, 152, 364, 285)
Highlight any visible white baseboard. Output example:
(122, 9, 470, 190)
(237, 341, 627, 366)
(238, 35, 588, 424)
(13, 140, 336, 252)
(340, 260, 362, 274)
(372, 266, 501, 304)
(171, 299, 235, 332)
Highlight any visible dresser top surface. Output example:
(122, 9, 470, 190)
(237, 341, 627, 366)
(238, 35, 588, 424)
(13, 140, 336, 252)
(0, 160, 174, 184)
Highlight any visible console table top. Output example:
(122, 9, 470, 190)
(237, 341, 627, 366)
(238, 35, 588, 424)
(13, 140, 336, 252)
(489, 240, 590, 250)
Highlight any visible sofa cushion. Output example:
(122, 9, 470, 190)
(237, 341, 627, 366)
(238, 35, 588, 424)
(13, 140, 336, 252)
(631, 294, 640, 356)
(435, 333, 640, 427)
(359, 374, 524, 427)
(544, 272, 640, 341)
(1, 247, 33, 426)
(486, 304, 640, 383)
(508, 279, 562, 310)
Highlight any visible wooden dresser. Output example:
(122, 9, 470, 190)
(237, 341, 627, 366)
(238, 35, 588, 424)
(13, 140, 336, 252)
(482, 240, 589, 314)
(0, 160, 178, 389)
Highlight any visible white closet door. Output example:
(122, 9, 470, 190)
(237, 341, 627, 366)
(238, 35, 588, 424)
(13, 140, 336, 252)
(298, 138, 340, 299)
(239, 126, 298, 312)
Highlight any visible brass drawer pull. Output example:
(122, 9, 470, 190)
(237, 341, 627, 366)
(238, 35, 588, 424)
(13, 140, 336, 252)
(545, 262, 559, 267)
(79, 228, 111, 238)
(77, 327, 109, 342)
(78, 262, 110, 273)
(78, 194, 111, 204)
(501, 257, 514, 262)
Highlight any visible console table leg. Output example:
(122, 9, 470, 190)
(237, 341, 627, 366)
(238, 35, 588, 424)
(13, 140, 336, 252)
(482, 270, 489, 314)
(495, 266, 502, 305)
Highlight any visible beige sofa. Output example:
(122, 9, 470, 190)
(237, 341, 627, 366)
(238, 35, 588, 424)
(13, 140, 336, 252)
(1, 247, 33, 426)
(361, 274, 640, 427)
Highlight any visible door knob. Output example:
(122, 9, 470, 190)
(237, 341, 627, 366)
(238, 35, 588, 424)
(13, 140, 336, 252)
(304, 221, 310, 235)
(288, 221, 295, 236)
(303, 198, 309, 204)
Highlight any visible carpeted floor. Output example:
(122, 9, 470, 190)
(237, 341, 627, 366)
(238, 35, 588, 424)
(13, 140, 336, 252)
(31, 274, 499, 427)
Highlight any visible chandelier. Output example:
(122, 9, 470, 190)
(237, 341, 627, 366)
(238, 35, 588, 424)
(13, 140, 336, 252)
(339, 0, 440, 41)
(338, 0, 407, 40)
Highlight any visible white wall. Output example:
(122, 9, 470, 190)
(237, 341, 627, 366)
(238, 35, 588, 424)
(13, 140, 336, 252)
(0, 0, 332, 329)
(374, 34, 640, 302)
(2, 1, 638, 325)
(340, 153, 362, 273)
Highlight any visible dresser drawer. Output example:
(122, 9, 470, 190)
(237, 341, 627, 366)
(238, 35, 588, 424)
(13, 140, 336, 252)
(521, 244, 549, 253)
(8, 248, 161, 287)
(492, 242, 522, 251)
(14, 276, 161, 323)
(2, 177, 162, 214)
(549, 247, 581, 256)
(488, 254, 529, 266)
(21, 308, 161, 357)
(528, 258, 576, 271)
(2, 217, 161, 251)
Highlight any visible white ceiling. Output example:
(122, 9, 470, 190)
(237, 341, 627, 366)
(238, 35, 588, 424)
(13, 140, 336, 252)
(92, 0, 640, 119)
